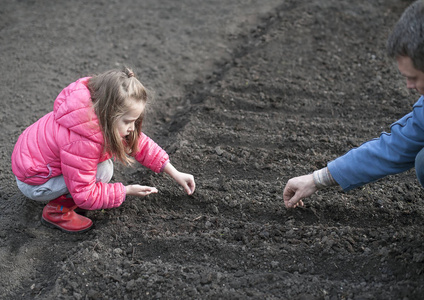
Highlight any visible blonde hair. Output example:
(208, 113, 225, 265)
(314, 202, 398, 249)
(88, 67, 148, 165)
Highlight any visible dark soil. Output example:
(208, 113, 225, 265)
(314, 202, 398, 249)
(1, 0, 423, 299)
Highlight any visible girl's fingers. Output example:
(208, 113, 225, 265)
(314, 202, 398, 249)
(136, 186, 158, 196)
(148, 187, 158, 193)
(187, 181, 195, 195)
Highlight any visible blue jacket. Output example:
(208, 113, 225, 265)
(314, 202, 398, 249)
(328, 95, 424, 191)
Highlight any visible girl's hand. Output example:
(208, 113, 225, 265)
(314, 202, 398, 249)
(163, 163, 196, 195)
(125, 185, 158, 197)
(174, 171, 196, 195)
(283, 174, 317, 208)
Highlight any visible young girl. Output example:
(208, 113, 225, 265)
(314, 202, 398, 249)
(11, 67, 195, 233)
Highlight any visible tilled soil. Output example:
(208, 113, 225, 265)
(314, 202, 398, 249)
(1, 0, 423, 299)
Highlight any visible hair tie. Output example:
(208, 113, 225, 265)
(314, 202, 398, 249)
(128, 71, 134, 78)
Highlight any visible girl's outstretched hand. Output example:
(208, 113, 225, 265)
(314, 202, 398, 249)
(164, 163, 196, 195)
(283, 174, 317, 208)
(125, 185, 158, 197)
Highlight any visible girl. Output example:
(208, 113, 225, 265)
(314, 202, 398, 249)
(11, 67, 195, 233)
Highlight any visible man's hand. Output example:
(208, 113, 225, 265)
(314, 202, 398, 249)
(283, 174, 317, 208)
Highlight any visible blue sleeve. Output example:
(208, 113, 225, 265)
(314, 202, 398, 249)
(328, 96, 424, 191)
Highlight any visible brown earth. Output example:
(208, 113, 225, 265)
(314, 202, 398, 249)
(1, 0, 423, 299)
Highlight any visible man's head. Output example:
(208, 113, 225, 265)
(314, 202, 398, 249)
(387, 0, 424, 71)
(387, 0, 424, 93)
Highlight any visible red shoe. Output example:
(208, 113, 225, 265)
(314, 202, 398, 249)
(41, 196, 93, 233)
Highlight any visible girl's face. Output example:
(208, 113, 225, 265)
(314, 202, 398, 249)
(116, 99, 145, 138)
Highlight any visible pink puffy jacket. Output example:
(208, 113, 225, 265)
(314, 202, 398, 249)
(12, 77, 169, 210)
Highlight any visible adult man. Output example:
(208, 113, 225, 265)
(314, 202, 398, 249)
(283, 0, 424, 209)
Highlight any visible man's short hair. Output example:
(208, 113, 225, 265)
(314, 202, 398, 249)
(387, 0, 424, 72)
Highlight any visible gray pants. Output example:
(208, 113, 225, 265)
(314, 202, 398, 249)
(16, 159, 114, 202)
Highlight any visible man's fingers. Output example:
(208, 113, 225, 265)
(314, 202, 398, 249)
(288, 193, 303, 208)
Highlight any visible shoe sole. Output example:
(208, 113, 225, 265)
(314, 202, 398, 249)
(41, 217, 93, 234)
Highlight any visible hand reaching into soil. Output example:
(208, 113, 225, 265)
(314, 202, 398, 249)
(163, 163, 196, 195)
(174, 171, 196, 195)
(125, 185, 158, 197)
(283, 174, 317, 208)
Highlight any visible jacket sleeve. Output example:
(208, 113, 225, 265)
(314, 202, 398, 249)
(60, 140, 126, 210)
(134, 133, 169, 173)
(328, 96, 424, 191)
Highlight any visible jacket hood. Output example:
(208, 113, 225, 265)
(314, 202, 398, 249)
(53, 77, 103, 143)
